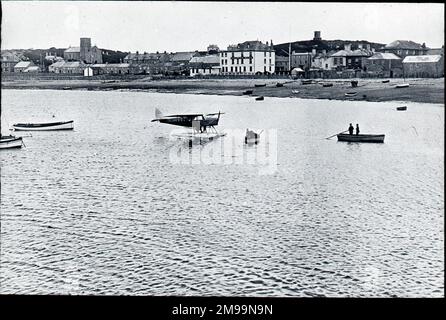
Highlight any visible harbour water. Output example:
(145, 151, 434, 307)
(0, 89, 443, 296)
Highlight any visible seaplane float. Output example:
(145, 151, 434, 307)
(151, 108, 226, 145)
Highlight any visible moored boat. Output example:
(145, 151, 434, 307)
(243, 90, 253, 95)
(276, 83, 284, 87)
(254, 84, 266, 87)
(13, 120, 74, 131)
(292, 90, 300, 94)
(395, 83, 410, 88)
(0, 135, 23, 149)
(255, 96, 264, 101)
(322, 83, 333, 87)
(245, 129, 261, 145)
(301, 79, 312, 85)
(396, 106, 407, 111)
(345, 92, 357, 97)
(382, 79, 390, 83)
(337, 133, 385, 143)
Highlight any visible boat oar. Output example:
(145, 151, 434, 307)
(325, 130, 348, 140)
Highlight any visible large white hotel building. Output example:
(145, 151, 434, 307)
(219, 40, 275, 75)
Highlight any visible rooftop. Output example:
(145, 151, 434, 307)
(14, 61, 33, 68)
(227, 40, 274, 52)
(385, 40, 427, 50)
(65, 47, 81, 53)
(331, 49, 372, 57)
(189, 55, 219, 64)
(402, 55, 442, 63)
(367, 52, 401, 60)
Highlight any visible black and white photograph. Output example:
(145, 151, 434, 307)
(0, 0, 444, 308)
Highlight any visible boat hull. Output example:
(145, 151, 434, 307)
(395, 84, 410, 88)
(12, 121, 74, 131)
(337, 134, 385, 143)
(0, 136, 23, 149)
(396, 107, 407, 111)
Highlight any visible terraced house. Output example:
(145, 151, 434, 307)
(219, 40, 275, 75)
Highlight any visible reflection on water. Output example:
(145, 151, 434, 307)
(0, 89, 444, 296)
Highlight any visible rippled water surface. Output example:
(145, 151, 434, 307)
(1, 89, 443, 296)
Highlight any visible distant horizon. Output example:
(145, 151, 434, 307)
(1, 2, 444, 52)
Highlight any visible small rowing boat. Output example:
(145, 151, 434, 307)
(255, 96, 264, 101)
(382, 80, 390, 83)
(345, 92, 357, 97)
(0, 135, 23, 149)
(276, 83, 284, 87)
(292, 90, 300, 94)
(396, 106, 407, 111)
(254, 84, 266, 87)
(301, 80, 312, 85)
(13, 120, 74, 131)
(395, 83, 410, 88)
(337, 133, 385, 143)
(322, 83, 333, 87)
(243, 90, 253, 95)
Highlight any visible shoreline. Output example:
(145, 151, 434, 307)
(2, 77, 444, 104)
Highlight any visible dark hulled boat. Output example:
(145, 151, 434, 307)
(337, 133, 385, 143)
(396, 106, 407, 111)
(254, 84, 266, 87)
(255, 96, 264, 101)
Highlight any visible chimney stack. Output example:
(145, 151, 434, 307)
(344, 43, 351, 51)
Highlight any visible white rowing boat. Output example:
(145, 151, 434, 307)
(12, 120, 74, 131)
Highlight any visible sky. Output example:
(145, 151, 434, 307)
(1, 1, 444, 52)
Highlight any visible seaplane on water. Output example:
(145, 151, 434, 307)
(151, 108, 226, 143)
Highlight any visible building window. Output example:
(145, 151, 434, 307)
(264, 59, 266, 64)
(230, 67, 233, 72)
(243, 66, 246, 72)
(250, 66, 252, 72)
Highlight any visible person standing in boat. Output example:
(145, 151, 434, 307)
(348, 123, 354, 135)
(356, 124, 360, 135)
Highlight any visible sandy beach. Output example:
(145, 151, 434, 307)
(2, 77, 444, 104)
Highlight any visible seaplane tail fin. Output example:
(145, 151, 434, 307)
(155, 107, 163, 119)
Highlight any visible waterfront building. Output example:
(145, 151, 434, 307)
(89, 63, 130, 75)
(383, 40, 428, 59)
(219, 40, 275, 75)
(365, 52, 402, 77)
(189, 55, 220, 76)
(1, 51, 22, 72)
(330, 43, 373, 70)
(311, 50, 335, 70)
(291, 52, 313, 71)
(48, 61, 86, 74)
(275, 55, 289, 75)
(402, 55, 444, 78)
(13, 61, 36, 73)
